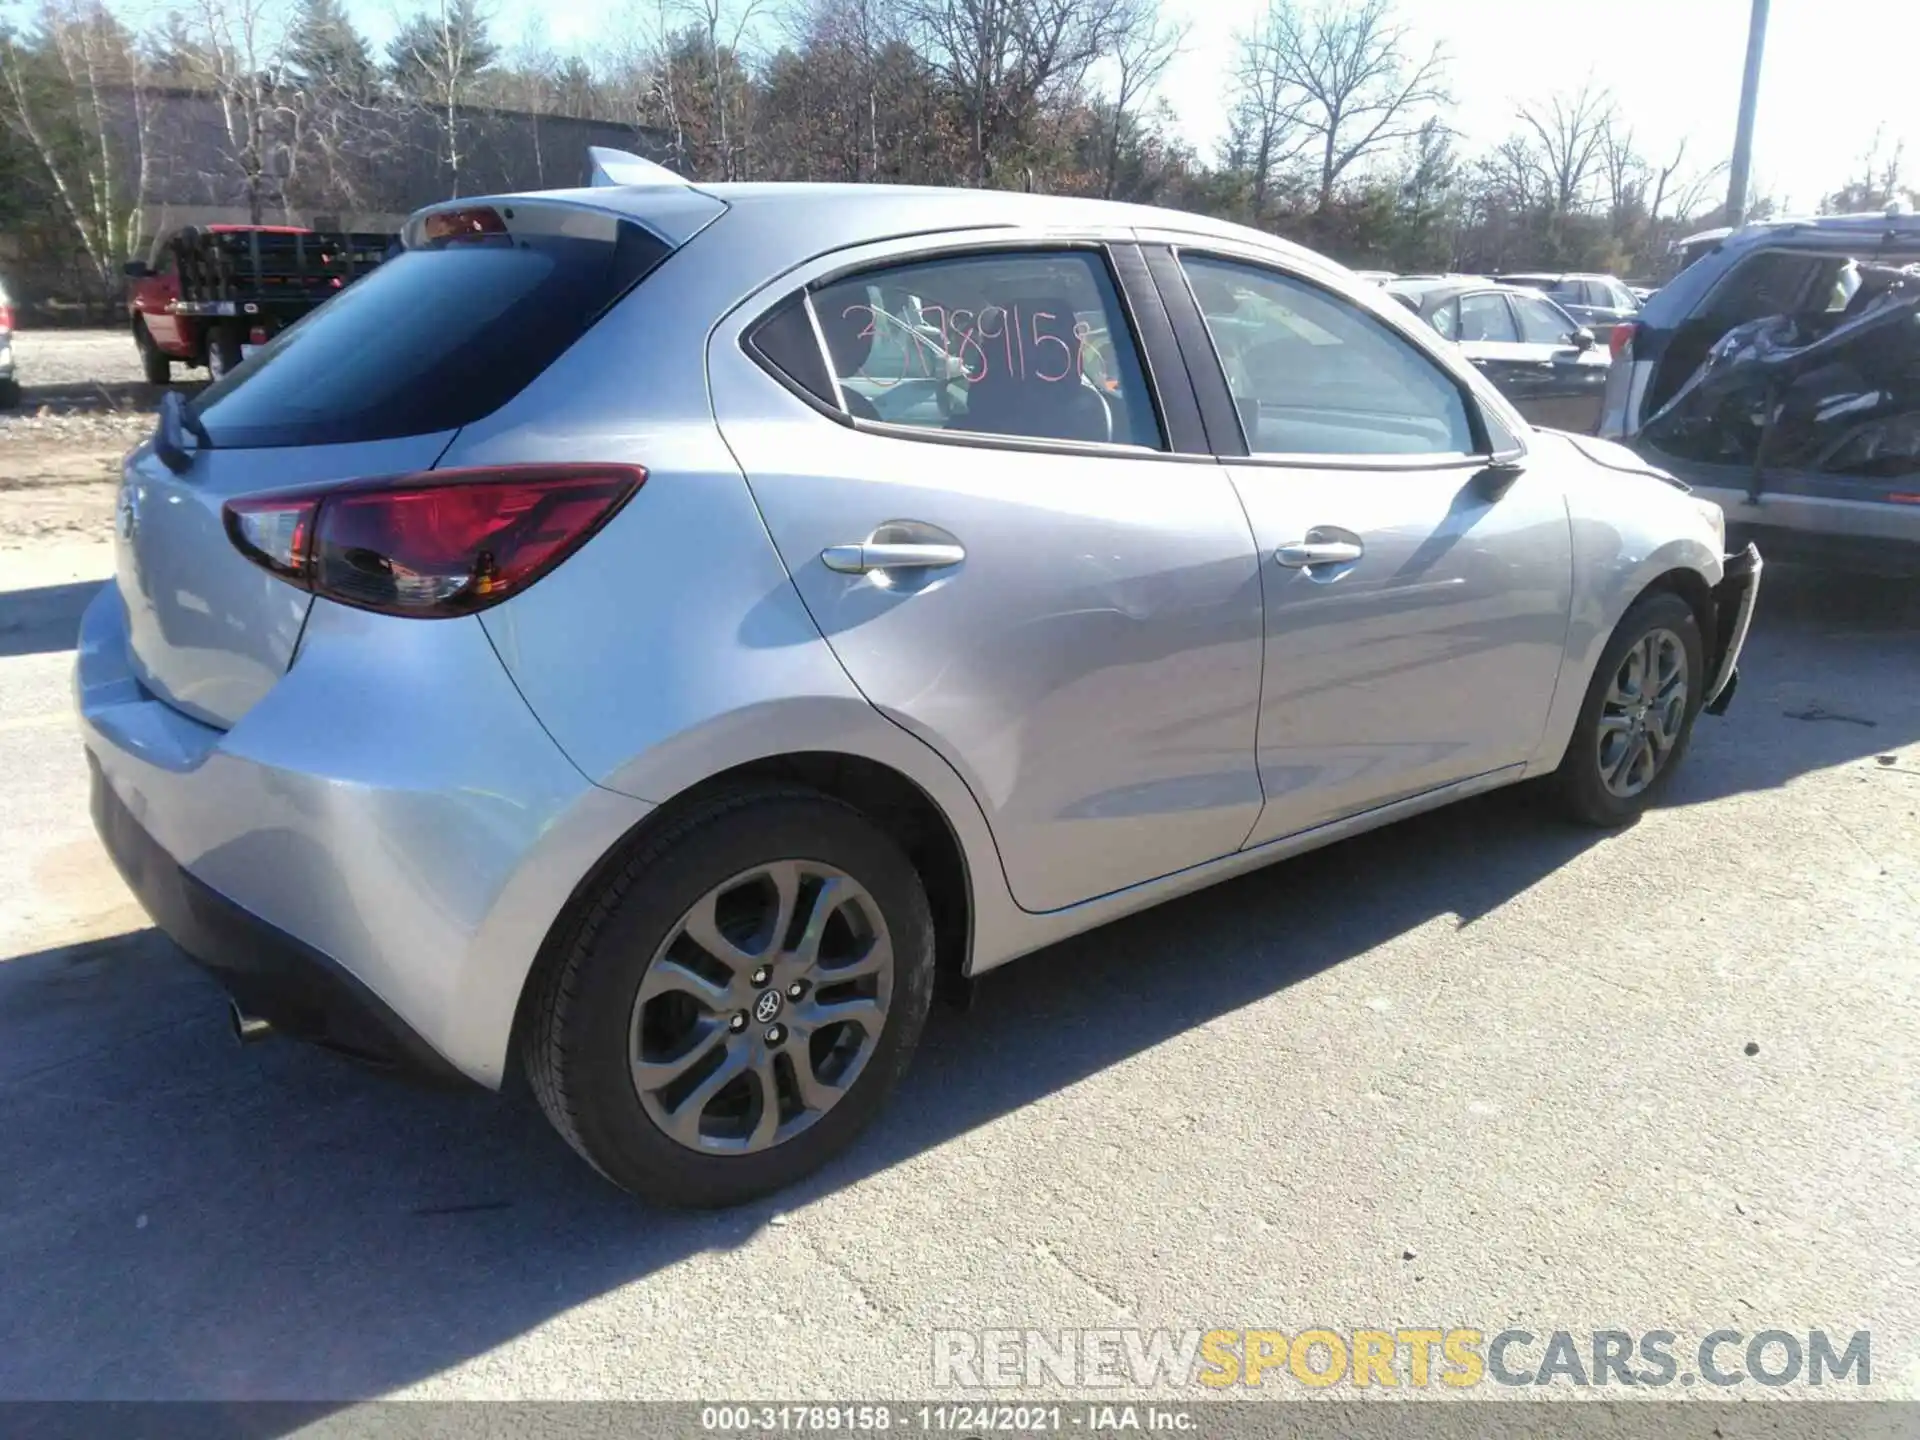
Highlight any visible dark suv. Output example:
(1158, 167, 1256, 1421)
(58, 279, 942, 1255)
(1601, 210, 1920, 564)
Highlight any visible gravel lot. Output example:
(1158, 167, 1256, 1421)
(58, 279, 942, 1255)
(0, 333, 1915, 1413)
(0, 329, 194, 550)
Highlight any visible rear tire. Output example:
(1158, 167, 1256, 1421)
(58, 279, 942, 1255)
(135, 321, 171, 384)
(1551, 591, 1705, 827)
(0, 378, 19, 410)
(521, 787, 936, 1208)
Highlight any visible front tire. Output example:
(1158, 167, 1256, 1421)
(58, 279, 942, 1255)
(135, 320, 171, 384)
(521, 788, 936, 1207)
(1551, 590, 1705, 827)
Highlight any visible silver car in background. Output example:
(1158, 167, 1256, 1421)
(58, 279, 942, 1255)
(77, 174, 1761, 1206)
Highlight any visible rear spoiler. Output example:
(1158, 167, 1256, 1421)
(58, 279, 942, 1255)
(587, 147, 689, 189)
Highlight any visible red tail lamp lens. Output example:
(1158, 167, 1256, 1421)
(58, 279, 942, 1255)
(422, 208, 510, 243)
(224, 465, 642, 617)
(1609, 321, 1638, 361)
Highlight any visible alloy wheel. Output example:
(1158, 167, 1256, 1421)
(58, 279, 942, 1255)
(630, 860, 893, 1155)
(1596, 627, 1689, 799)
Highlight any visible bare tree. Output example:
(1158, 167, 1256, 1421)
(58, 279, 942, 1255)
(387, 0, 499, 198)
(1514, 78, 1614, 215)
(684, 0, 766, 180)
(1225, 5, 1307, 216)
(1598, 118, 1645, 225)
(605, 0, 689, 172)
(912, 0, 1126, 187)
(1098, 0, 1184, 199)
(1244, 0, 1447, 214)
(173, 0, 291, 223)
(0, 0, 151, 291)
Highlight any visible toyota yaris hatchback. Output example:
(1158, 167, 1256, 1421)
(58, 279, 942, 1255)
(78, 176, 1760, 1206)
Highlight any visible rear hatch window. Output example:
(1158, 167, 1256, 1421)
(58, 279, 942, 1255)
(124, 199, 692, 730)
(189, 206, 673, 450)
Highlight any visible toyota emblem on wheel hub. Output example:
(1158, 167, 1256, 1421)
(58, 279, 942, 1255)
(754, 990, 783, 1024)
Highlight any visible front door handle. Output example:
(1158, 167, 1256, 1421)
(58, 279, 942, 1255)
(1276, 539, 1364, 568)
(822, 540, 966, 574)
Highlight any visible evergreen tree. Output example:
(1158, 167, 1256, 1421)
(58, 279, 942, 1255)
(287, 0, 377, 95)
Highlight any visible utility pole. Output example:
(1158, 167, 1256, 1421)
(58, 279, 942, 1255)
(1724, 0, 1770, 226)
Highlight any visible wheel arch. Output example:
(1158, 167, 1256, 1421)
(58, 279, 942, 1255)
(1635, 565, 1718, 670)
(505, 750, 974, 1086)
(1532, 541, 1723, 776)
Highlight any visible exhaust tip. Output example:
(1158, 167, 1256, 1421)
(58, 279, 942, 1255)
(229, 999, 274, 1046)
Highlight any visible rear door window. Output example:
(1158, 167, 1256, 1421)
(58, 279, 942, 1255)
(759, 249, 1163, 450)
(188, 207, 671, 450)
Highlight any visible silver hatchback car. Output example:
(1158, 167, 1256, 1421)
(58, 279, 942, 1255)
(78, 175, 1761, 1206)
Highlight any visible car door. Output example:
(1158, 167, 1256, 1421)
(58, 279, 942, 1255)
(1153, 247, 1574, 846)
(138, 240, 185, 352)
(1453, 290, 1554, 414)
(709, 235, 1266, 914)
(1509, 291, 1611, 433)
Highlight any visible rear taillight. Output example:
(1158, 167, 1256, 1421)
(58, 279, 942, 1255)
(0, 302, 14, 332)
(1609, 321, 1638, 362)
(223, 464, 642, 617)
(422, 207, 509, 243)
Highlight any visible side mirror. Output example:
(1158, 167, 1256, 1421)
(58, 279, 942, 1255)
(1473, 456, 1526, 501)
(123, 260, 153, 279)
(1570, 327, 1596, 352)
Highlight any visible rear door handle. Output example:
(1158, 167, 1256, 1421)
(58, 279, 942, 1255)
(1276, 540, 1364, 568)
(822, 541, 966, 574)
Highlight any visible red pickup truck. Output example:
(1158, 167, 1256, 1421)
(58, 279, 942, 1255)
(125, 223, 393, 382)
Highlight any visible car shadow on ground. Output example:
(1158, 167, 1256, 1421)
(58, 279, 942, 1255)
(0, 785, 1597, 1406)
(1657, 561, 1920, 810)
(0, 579, 104, 658)
(0, 564, 1913, 1409)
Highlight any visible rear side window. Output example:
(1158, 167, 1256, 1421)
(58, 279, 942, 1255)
(753, 249, 1163, 450)
(190, 209, 671, 449)
(1701, 250, 1831, 327)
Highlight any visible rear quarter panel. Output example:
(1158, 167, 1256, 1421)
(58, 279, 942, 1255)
(444, 215, 1025, 976)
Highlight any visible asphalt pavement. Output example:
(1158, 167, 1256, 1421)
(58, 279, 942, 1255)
(1, 540, 1916, 1408)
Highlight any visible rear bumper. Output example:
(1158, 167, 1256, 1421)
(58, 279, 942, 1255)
(90, 752, 466, 1081)
(1703, 543, 1762, 717)
(74, 581, 653, 1086)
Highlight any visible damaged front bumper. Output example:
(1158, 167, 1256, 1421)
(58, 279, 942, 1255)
(1704, 543, 1762, 716)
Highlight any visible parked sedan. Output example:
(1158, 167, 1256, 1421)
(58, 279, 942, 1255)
(1387, 277, 1611, 432)
(1499, 271, 1642, 346)
(78, 173, 1760, 1207)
